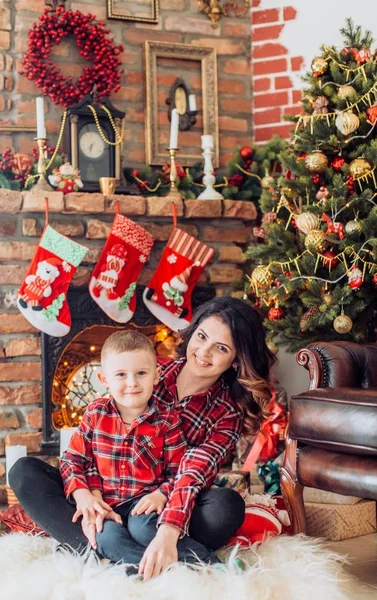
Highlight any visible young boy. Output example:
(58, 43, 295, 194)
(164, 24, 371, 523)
(60, 330, 215, 576)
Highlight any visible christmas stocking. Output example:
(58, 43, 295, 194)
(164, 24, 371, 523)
(89, 213, 154, 323)
(17, 225, 88, 337)
(143, 227, 214, 331)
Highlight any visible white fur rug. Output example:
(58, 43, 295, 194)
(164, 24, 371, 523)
(0, 533, 375, 600)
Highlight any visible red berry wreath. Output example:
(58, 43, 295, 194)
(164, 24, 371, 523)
(20, 8, 123, 108)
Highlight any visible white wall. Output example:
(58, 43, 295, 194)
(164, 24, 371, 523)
(261, 0, 376, 87)
(272, 348, 309, 403)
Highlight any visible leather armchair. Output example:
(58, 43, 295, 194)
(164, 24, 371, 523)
(280, 341, 377, 534)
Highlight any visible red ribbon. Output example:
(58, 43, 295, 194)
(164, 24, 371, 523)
(242, 389, 287, 473)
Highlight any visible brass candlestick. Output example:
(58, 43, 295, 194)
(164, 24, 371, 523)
(166, 148, 183, 201)
(32, 137, 54, 191)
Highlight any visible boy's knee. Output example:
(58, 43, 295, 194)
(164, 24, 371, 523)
(96, 521, 121, 554)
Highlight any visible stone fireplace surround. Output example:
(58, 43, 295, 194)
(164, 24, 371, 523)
(0, 188, 257, 503)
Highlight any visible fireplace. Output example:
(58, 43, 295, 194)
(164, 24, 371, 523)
(41, 286, 215, 455)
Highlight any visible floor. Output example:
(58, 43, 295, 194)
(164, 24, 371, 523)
(327, 533, 377, 587)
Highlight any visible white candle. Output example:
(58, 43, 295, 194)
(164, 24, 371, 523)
(169, 108, 179, 149)
(59, 427, 78, 457)
(188, 94, 197, 112)
(6, 445, 27, 486)
(36, 96, 46, 139)
(201, 134, 214, 149)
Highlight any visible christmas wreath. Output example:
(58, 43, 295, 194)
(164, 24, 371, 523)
(20, 8, 123, 108)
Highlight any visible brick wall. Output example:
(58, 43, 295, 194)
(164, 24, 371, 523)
(0, 189, 256, 501)
(0, 0, 253, 166)
(251, 0, 302, 142)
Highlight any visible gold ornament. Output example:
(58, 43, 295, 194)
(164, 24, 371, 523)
(337, 85, 356, 100)
(311, 57, 328, 76)
(304, 229, 328, 252)
(261, 168, 275, 189)
(345, 219, 363, 235)
(323, 291, 334, 305)
(349, 157, 372, 178)
(335, 111, 360, 135)
(250, 266, 274, 290)
(295, 212, 320, 235)
(333, 313, 353, 334)
(267, 340, 279, 354)
(305, 150, 328, 173)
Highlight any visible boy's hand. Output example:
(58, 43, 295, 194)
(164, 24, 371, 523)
(131, 490, 168, 516)
(72, 489, 121, 548)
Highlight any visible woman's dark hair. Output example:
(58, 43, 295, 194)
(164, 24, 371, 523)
(177, 296, 276, 435)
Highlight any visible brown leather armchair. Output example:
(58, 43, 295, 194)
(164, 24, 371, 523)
(280, 341, 377, 534)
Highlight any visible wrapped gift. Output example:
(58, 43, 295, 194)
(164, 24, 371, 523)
(213, 470, 248, 494)
(304, 487, 362, 505)
(305, 499, 376, 541)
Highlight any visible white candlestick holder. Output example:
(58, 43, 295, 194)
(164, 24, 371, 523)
(197, 144, 224, 200)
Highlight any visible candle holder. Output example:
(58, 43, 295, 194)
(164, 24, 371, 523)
(32, 137, 54, 192)
(166, 147, 183, 201)
(197, 143, 224, 200)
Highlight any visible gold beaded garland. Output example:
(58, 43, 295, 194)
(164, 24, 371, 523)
(87, 104, 124, 146)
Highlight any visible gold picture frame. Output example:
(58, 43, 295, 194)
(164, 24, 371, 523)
(0, 125, 35, 133)
(108, 0, 159, 23)
(145, 41, 219, 167)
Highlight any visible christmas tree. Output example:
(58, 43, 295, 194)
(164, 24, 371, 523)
(246, 20, 377, 352)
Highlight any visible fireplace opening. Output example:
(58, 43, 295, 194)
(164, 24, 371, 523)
(41, 286, 215, 454)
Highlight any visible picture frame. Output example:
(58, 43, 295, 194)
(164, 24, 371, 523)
(108, 0, 159, 23)
(144, 41, 219, 167)
(0, 125, 35, 133)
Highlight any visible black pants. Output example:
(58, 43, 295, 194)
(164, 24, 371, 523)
(9, 457, 245, 558)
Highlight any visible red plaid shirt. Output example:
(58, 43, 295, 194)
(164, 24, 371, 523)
(60, 396, 187, 506)
(154, 358, 243, 535)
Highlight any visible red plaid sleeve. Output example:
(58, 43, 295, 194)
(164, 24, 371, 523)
(158, 412, 187, 498)
(158, 410, 242, 536)
(60, 410, 103, 497)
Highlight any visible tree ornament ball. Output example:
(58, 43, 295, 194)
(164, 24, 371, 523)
(250, 266, 274, 289)
(322, 250, 339, 270)
(333, 314, 353, 334)
(268, 306, 285, 321)
(305, 150, 328, 173)
(349, 158, 372, 178)
(311, 57, 328, 77)
(304, 229, 327, 252)
(267, 340, 279, 354)
(323, 291, 334, 305)
(345, 219, 363, 236)
(240, 146, 253, 161)
(335, 111, 360, 135)
(295, 212, 320, 235)
(261, 169, 275, 189)
(337, 85, 356, 100)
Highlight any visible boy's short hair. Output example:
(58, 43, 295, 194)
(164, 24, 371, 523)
(101, 330, 156, 366)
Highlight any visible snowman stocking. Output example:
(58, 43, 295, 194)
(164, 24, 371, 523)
(89, 213, 154, 323)
(143, 228, 214, 331)
(18, 225, 88, 337)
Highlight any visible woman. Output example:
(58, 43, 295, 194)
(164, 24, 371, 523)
(9, 296, 275, 579)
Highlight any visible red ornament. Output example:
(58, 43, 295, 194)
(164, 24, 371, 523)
(311, 174, 320, 184)
(348, 265, 363, 289)
(240, 146, 253, 161)
(366, 105, 377, 125)
(322, 250, 339, 270)
(268, 306, 285, 321)
(331, 157, 345, 172)
(372, 273, 377, 288)
(20, 8, 123, 107)
(297, 153, 307, 162)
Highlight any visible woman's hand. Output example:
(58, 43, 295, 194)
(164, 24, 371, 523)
(139, 524, 180, 581)
(131, 490, 168, 516)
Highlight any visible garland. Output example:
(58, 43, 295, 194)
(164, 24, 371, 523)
(20, 8, 123, 108)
